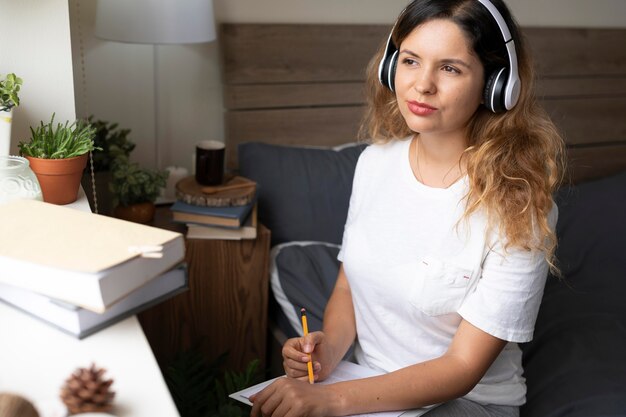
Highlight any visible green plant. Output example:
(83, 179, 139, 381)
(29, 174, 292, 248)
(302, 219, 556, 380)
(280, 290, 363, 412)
(86, 116, 135, 172)
(0, 73, 23, 112)
(109, 156, 168, 206)
(164, 350, 262, 417)
(209, 360, 261, 417)
(18, 114, 99, 159)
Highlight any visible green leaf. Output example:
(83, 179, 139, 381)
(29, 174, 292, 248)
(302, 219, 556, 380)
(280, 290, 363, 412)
(0, 73, 23, 109)
(17, 113, 99, 160)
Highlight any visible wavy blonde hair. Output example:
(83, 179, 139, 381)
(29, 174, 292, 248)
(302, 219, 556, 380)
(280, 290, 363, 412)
(361, 0, 566, 268)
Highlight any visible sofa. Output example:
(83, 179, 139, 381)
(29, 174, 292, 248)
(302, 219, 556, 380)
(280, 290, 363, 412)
(239, 141, 626, 417)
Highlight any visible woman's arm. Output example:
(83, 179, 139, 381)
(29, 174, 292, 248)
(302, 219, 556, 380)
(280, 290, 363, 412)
(252, 319, 506, 417)
(281, 264, 357, 381)
(327, 319, 507, 415)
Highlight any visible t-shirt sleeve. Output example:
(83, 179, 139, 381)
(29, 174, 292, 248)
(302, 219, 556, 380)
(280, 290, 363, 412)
(458, 205, 558, 343)
(337, 148, 368, 262)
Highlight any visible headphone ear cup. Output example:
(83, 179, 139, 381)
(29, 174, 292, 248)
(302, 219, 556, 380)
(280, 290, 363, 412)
(379, 49, 398, 92)
(483, 67, 507, 113)
(387, 50, 399, 92)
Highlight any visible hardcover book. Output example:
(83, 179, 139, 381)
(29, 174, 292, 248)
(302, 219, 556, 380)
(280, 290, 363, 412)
(0, 199, 185, 313)
(186, 204, 258, 240)
(170, 199, 255, 228)
(0, 265, 188, 339)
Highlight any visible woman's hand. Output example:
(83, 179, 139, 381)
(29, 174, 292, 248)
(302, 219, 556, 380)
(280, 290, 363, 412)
(249, 377, 336, 417)
(282, 331, 338, 382)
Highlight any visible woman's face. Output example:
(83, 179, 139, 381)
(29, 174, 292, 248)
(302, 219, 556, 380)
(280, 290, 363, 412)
(394, 19, 485, 142)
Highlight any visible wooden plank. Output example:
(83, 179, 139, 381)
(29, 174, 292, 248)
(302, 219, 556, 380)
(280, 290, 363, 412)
(541, 96, 626, 146)
(221, 25, 626, 84)
(567, 144, 626, 183)
(536, 77, 626, 99)
(223, 78, 626, 111)
(221, 24, 387, 84)
(225, 106, 365, 170)
(224, 79, 626, 111)
(524, 28, 626, 77)
(220, 25, 626, 84)
(224, 82, 365, 110)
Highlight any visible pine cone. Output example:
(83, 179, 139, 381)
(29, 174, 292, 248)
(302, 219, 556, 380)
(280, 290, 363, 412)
(60, 363, 115, 415)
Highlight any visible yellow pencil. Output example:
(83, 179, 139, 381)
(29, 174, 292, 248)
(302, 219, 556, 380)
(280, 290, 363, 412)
(300, 308, 315, 384)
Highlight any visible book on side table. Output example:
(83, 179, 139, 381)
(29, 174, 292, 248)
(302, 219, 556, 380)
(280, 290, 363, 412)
(186, 204, 258, 240)
(170, 199, 255, 228)
(0, 199, 185, 313)
(0, 264, 188, 339)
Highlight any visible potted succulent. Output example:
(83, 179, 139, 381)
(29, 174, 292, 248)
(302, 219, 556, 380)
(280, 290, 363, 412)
(110, 156, 168, 223)
(0, 73, 23, 155)
(80, 116, 136, 215)
(18, 114, 98, 205)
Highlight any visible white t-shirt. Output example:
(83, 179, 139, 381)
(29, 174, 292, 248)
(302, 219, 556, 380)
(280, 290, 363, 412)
(337, 139, 556, 406)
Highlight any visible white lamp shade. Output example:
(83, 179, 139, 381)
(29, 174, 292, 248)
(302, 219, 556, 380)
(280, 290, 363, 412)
(95, 0, 216, 44)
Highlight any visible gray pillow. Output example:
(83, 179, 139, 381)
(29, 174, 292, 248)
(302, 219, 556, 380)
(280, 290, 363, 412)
(238, 142, 367, 246)
(520, 170, 626, 417)
(270, 242, 341, 336)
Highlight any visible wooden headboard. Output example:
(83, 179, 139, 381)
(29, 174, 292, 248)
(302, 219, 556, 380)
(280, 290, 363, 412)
(220, 24, 626, 183)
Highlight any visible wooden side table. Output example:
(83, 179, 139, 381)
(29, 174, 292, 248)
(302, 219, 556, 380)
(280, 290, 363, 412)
(138, 206, 271, 373)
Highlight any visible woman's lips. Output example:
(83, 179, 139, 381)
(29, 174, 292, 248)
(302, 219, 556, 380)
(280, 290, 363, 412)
(407, 101, 437, 116)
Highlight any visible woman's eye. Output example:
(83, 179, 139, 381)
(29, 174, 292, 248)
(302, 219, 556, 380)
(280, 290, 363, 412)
(402, 58, 417, 66)
(442, 65, 460, 74)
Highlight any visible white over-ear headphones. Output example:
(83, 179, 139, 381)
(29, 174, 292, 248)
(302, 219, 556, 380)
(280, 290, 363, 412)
(378, 0, 521, 113)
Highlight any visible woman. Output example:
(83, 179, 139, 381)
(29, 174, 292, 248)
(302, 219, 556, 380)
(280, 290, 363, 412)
(251, 0, 565, 415)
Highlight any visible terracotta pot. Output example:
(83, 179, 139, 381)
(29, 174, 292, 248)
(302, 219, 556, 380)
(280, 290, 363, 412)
(113, 202, 156, 224)
(26, 154, 88, 205)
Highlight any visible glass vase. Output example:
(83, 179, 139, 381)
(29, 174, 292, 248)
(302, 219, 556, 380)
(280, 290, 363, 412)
(0, 155, 43, 204)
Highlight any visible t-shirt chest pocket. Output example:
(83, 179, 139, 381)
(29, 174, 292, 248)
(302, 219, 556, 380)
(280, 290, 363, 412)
(409, 257, 475, 316)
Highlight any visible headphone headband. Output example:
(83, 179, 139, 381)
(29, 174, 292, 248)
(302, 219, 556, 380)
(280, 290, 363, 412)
(476, 0, 520, 110)
(378, 0, 521, 112)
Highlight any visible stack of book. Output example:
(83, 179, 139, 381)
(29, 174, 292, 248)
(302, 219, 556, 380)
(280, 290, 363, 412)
(170, 183, 258, 241)
(0, 199, 188, 339)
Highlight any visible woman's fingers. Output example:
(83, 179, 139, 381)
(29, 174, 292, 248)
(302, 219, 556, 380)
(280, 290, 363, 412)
(302, 331, 324, 354)
(282, 339, 307, 362)
(250, 380, 278, 417)
(282, 332, 326, 380)
(283, 359, 307, 378)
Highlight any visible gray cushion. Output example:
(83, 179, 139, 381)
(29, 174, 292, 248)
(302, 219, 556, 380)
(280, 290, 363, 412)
(238, 142, 367, 246)
(520, 170, 626, 417)
(270, 242, 341, 337)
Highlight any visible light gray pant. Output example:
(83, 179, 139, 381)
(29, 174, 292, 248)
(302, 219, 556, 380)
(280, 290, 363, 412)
(424, 398, 519, 417)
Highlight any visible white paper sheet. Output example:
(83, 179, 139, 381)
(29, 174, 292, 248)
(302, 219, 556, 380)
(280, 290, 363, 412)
(229, 361, 434, 416)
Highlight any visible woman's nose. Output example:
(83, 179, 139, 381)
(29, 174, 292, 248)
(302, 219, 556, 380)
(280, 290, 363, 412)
(414, 70, 436, 95)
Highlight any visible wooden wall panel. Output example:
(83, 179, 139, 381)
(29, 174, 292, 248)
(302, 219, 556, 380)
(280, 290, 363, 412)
(221, 24, 626, 179)
(524, 28, 626, 77)
(225, 106, 365, 169)
(221, 24, 387, 84)
(535, 77, 626, 99)
(224, 82, 365, 110)
(542, 97, 626, 145)
(567, 144, 626, 183)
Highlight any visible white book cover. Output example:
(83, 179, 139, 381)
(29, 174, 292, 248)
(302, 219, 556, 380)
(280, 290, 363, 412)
(0, 199, 185, 312)
(0, 265, 188, 339)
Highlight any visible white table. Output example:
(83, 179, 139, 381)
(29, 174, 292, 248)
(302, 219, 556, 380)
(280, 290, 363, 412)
(0, 190, 180, 417)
